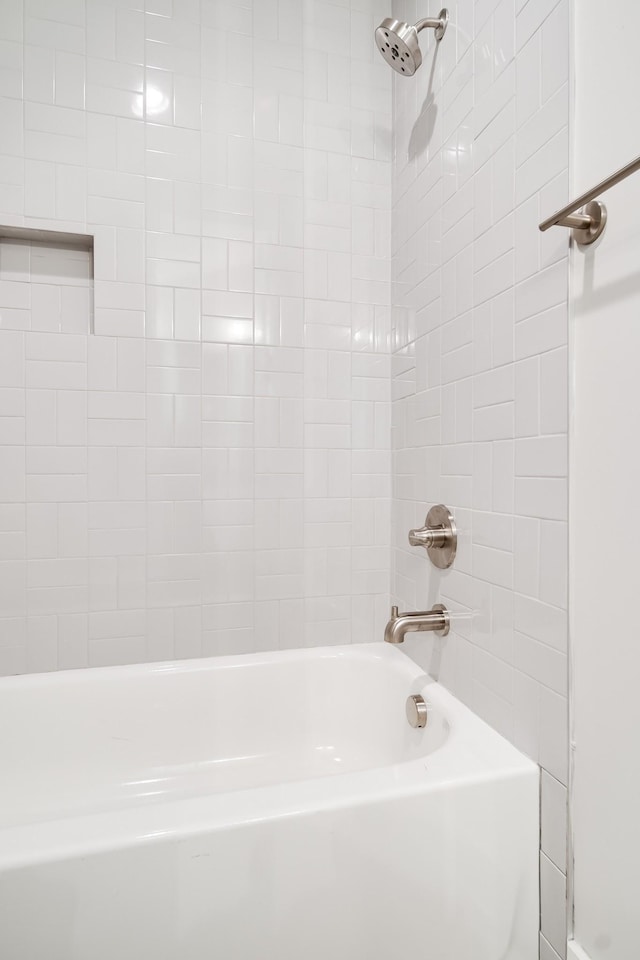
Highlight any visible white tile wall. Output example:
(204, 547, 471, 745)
(0, 0, 393, 673)
(0, 0, 567, 947)
(389, 0, 569, 953)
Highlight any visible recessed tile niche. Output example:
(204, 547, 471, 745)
(0, 227, 93, 335)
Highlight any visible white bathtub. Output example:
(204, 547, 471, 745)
(0, 642, 538, 960)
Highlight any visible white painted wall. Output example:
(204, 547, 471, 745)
(570, 3, 640, 959)
(0, 0, 392, 671)
(389, 1, 570, 955)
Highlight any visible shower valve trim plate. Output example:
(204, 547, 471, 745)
(408, 504, 457, 569)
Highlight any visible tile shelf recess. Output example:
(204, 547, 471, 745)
(0, 225, 94, 335)
(0, 225, 93, 250)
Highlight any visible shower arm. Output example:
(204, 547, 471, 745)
(415, 10, 449, 39)
(415, 17, 443, 31)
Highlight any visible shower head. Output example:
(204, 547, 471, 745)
(375, 9, 449, 76)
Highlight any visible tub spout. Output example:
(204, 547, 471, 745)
(384, 603, 450, 643)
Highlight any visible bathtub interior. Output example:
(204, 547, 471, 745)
(0, 644, 449, 828)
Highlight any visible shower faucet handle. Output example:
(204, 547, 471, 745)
(408, 504, 457, 569)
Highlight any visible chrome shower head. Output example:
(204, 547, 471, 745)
(375, 9, 449, 76)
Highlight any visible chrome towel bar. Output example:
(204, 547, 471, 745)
(539, 153, 640, 245)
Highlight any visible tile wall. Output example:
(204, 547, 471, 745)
(0, 0, 393, 671)
(0, 0, 570, 952)
(389, 0, 569, 956)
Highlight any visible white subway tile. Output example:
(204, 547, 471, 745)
(540, 852, 567, 957)
(515, 476, 567, 520)
(541, 770, 567, 871)
(515, 435, 567, 477)
(540, 347, 567, 434)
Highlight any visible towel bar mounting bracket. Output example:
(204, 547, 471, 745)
(556, 199, 607, 246)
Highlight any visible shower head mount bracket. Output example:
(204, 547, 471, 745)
(417, 9, 449, 42)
